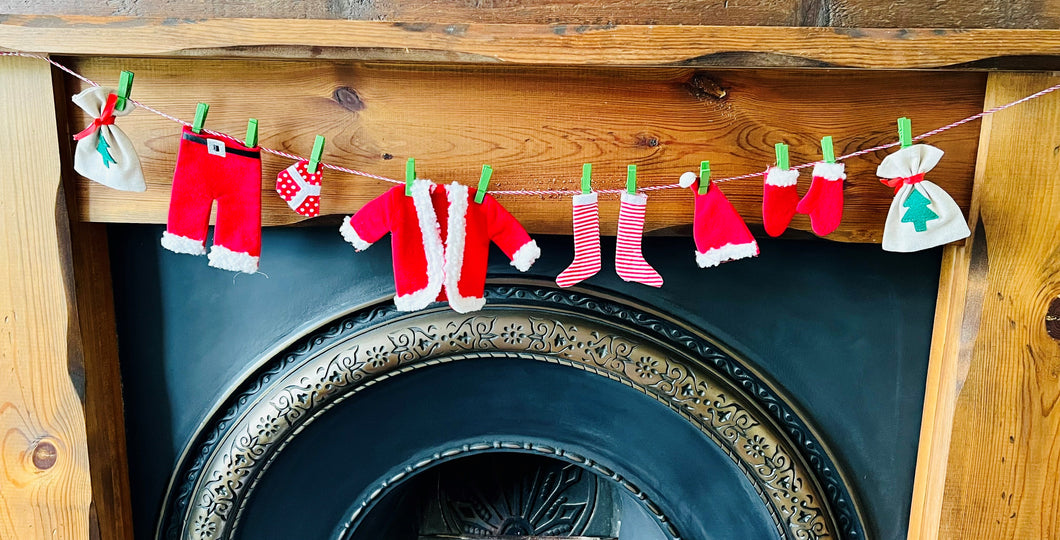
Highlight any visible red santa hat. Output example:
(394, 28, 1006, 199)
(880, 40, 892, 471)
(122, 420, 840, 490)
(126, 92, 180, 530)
(680, 172, 759, 268)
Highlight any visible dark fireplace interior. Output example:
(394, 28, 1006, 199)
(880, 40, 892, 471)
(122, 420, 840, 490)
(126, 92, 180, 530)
(108, 225, 941, 540)
(350, 452, 668, 539)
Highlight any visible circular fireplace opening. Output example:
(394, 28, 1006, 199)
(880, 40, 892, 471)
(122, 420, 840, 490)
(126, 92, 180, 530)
(161, 286, 865, 540)
(346, 452, 670, 540)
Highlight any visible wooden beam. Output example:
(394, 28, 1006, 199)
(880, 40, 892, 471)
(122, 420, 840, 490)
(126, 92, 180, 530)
(0, 54, 91, 539)
(64, 57, 986, 241)
(1, 0, 1058, 29)
(66, 223, 134, 540)
(937, 71, 1060, 539)
(0, 16, 1059, 69)
(53, 62, 135, 539)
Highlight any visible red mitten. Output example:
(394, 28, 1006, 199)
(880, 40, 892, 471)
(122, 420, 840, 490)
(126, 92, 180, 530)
(762, 167, 799, 237)
(796, 162, 845, 236)
(680, 172, 759, 267)
(276, 160, 322, 217)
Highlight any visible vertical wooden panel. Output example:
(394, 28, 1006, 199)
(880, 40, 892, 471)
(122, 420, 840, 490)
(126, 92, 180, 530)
(54, 64, 135, 539)
(66, 222, 134, 540)
(0, 56, 92, 538)
(940, 72, 1060, 539)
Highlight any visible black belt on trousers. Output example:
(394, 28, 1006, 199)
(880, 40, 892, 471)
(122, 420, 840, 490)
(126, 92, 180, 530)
(182, 132, 261, 158)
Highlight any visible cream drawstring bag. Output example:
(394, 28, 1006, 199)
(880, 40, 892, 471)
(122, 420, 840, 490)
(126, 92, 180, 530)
(877, 144, 970, 252)
(72, 86, 146, 192)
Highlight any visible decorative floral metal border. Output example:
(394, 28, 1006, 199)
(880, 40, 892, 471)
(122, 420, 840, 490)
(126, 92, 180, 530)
(159, 285, 865, 540)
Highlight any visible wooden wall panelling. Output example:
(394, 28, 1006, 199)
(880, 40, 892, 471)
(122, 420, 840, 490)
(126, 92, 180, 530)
(938, 71, 1060, 539)
(0, 0, 1057, 28)
(1, 17, 1059, 70)
(0, 54, 91, 539)
(65, 57, 986, 241)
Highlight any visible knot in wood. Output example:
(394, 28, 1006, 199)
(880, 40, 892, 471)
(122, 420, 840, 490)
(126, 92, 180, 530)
(1046, 297, 1060, 341)
(32, 440, 58, 470)
(685, 73, 727, 101)
(332, 87, 366, 112)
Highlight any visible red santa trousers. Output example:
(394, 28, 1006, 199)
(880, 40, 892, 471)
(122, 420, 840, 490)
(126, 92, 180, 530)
(161, 126, 262, 273)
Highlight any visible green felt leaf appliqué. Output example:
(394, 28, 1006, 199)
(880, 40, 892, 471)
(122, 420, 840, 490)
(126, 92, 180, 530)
(96, 133, 116, 168)
(901, 187, 939, 232)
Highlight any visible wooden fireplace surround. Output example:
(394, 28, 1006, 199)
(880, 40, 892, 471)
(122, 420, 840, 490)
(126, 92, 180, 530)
(1, 15, 1059, 540)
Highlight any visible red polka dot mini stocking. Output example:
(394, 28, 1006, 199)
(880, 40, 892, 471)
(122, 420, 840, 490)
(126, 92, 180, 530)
(615, 192, 663, 288)
(796, 162, 846, 236)
(762, 166, 800, 237)
(276, 160, 322, 217)
(556, 192, 602, 288)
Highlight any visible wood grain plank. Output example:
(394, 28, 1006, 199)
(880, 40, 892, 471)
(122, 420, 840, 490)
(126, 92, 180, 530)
(830, 0, 1060, 30)
(0, 16, 1059, 70)
(0, 54, 91, 540)
(2, 0, 1059, 29)
(0, 0, 810, 26)
(940, 72, 1060, 540)
(64, 58, 985, 241)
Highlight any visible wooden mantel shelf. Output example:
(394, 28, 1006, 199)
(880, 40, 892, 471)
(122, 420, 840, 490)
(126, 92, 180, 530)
(1, 16, 1059, 70)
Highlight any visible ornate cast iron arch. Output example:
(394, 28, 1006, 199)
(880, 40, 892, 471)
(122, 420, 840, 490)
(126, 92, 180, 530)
(160, 284, 866, 540)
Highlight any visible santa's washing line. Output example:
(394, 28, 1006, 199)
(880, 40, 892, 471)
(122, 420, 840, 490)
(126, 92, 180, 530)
(14, 50, 1059, 311)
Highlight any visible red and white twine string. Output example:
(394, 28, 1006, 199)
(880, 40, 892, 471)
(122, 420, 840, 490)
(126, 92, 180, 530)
(5, 50, 1059, 196)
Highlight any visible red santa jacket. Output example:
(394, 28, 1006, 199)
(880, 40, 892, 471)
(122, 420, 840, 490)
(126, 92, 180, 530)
(340, 180, 540, 313)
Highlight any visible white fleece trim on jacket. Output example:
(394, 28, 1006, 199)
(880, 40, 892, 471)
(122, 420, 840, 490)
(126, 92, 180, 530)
(339, 216, 372, 251)
(442, 182, 487, 314)
(395, 180, 445, 312)
(509, 240, 541, 272)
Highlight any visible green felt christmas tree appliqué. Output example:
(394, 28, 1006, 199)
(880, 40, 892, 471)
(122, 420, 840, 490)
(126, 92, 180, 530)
(96, 133, 116, 168)
(901, 187, 939, 232)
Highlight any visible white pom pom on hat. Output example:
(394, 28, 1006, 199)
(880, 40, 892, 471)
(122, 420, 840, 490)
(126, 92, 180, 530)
(679, 171, 698, 188)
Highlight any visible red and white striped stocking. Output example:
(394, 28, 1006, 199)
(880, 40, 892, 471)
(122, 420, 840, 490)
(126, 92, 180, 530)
(556, 192, 602, 288)
(615, 192, 663, 288)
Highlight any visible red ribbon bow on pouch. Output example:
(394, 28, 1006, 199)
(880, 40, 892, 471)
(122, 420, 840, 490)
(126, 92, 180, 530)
(73, 92, 118, 141)
(880, 172, 925, 194)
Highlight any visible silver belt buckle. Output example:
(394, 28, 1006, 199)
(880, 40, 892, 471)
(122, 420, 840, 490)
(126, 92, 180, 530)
(206, 138, 226, 157)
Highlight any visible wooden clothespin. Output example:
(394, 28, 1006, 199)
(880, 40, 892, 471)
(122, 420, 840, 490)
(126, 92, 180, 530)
(627, 164, 637, 194)
(774, 142, 789, 170)
(698, 160, 710, 195)
(245, 118, 258, 148)
(192, 102, 209, 134)
(581, 163, 592, 194)
(115, 70, 134, 112)
(474, 164, 493, 204)
(308, 135, 325, 174)
(897, 117, 913, 148)
(405, 158, 415, 196)
(821, 136, 836, 163)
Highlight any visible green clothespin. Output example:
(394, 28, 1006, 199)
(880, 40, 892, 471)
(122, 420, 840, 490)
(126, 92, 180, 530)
(821, 136, 835, 164)
(474, 165, 493, 204)
(626, 165, 637, 194)
(245, 118, 258, 148)
(898, 117, 913, 148)
(698, 161, 711, 195)
(581, 163, 592, 194)
(405, 158, 415, 196)
(775, 142, 789, 170)
(115, 70, 134, 112)
(308, 135, 325, 174)
(192, 102, 209, 134)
